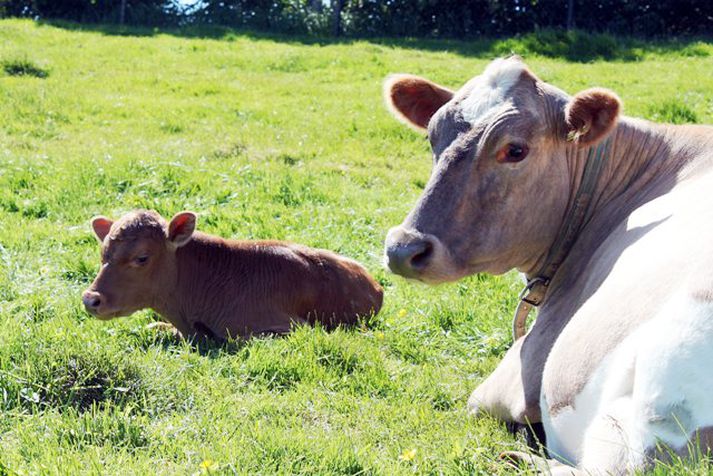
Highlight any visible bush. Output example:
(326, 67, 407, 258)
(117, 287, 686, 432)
(494, 30, 639, 62)
(2, 0, 712, 38)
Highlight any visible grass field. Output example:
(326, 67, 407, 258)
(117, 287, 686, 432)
(0, 19, 711, 475)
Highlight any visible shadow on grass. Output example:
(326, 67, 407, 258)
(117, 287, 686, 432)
(135, 316, 381, 359)
(130, 324, 248, 357)
(37, 19, 712, 63)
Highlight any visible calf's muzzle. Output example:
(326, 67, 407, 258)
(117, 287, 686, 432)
(82, 290, 102, 314)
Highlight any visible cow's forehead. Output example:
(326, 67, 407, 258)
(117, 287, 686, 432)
(455, 58, 528, 125)
(428, 58, 531, 154)
(108, 211, 166, 242)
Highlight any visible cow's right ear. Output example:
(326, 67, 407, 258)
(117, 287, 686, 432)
(565, 88, 621, 146)
(384, 74, 453, 131)
(91, 216, 114, 242)
(168, 211, 196, 248)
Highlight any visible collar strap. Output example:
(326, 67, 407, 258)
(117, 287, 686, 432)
(512, 138, 611, 340)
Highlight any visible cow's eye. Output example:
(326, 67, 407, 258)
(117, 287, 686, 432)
(135, 255, 149, 266)
(496, 143, 529, 163)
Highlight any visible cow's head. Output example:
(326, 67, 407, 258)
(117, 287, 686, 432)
(82, 210, 196, 319)
(383, 57, 620, 283)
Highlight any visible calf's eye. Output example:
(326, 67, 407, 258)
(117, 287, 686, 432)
(135, 256, 149, 266)
(496, 143, 529, 163)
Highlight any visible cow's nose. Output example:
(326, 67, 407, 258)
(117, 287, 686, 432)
(386, 241, 434, 277)
(82, 291, 102, 312)
(384, 228, 437, 278)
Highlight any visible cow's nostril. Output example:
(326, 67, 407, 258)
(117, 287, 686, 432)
(82, 292, 102, 310)
(386, 237, 437, 278)
(410, 241, 434, 270)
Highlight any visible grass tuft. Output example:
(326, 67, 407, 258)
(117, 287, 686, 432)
(1, 57, 49, 78)
(647, 99, 699, 124)
(55, 407, 149, 449)
(679, 42, 711, 57)
(0, 348, 143, 412)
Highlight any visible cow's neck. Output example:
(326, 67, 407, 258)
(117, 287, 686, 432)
(151, 236, 238, 335)
(149, 253, 191, 334)
(570, 119, 678, 225)
(526, 118, 688, 282)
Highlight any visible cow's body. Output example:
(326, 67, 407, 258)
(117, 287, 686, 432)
(83, 211, 383, 339)
(158, 234, 383, 338)
(381, 57, 713, 473)
(483, 121, 713, 471)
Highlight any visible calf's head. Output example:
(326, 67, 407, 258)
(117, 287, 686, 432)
(383, 57, 620, 283)
(82, 210, 196, 319)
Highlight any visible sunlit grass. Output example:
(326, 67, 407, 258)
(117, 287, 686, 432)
(0, 18, 711, 474)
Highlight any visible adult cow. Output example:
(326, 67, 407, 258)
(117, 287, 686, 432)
(383, 56, 713, 474)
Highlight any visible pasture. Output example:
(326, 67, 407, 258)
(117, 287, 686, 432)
(0, 19, 711, 474)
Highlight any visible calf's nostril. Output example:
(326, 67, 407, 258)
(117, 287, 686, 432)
(82, 292, 102, 310)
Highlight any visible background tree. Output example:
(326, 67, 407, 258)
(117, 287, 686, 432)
(1, 0, 711, 37)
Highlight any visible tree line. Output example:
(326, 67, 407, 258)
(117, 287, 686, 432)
(1, 0, 711, 38)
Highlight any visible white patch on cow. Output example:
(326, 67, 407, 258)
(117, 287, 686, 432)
(459, 58, 525, 125)
(543, 291, 713, 472)
(626, 191, 675, 231)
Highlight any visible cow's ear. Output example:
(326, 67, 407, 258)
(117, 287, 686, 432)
(565, 88, 621, 146)
(384, 74, 453, 131)
(91, 216, 114, 242)
(167, 211, 196, 248)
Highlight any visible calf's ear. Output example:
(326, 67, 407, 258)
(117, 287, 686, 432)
(384, 74, 453, 131)
(565, 88, 621, 146)
(91, 216, 114, 242)
(168, 211, 196, 248)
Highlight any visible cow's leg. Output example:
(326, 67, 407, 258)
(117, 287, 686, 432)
(549, 290, 713, 474)
(248, 313, 310, 337)
(468, 336, 538, 424)
(146, 320, 183, 338)
(146, 321, 177, 332)
(470, 306, 567, 426)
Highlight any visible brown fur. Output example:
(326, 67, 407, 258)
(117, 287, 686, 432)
(565, 88, 621, 146)
(82, 210, 383, 339)
(384, 74, 454, 131)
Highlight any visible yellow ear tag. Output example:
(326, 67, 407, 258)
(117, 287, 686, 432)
(567, 122, 591, 142)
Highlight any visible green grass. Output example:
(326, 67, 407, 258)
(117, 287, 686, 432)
(1, 56, 49, 78)
(0, 19, 711, 475)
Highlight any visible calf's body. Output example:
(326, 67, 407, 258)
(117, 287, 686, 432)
(82, 211, 382, 339)
(156, 234, 383, 337)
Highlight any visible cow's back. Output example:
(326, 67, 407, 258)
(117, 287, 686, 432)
(286, 244, 384, 328)
(175, 235, 382, 335)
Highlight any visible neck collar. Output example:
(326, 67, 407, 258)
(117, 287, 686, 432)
(512, 137, 612, 340)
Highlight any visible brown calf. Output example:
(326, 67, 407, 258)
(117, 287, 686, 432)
(82, 210, 383, 339)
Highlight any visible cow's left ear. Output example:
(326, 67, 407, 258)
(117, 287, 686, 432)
(167, 211, 196, 248)
(91, 216, 114, 242)
(565, 88, 621, 146)
(384, 74, 453, 131)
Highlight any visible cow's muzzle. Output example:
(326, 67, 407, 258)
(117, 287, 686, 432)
(82, 290, 102, 313)
(81, 289, 118, 320)
(384, 227, 444, 280)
